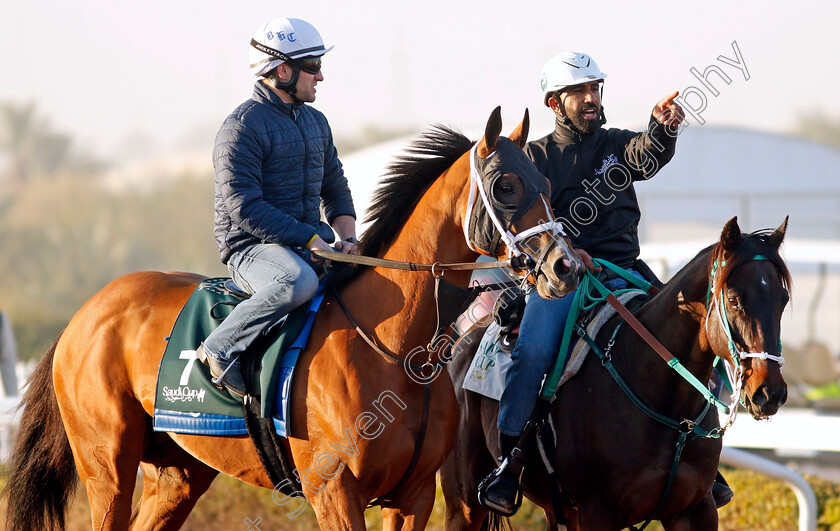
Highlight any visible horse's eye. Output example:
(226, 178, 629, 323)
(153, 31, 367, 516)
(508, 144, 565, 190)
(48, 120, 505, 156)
(499, 183, 514, 194)
(728, 296, 741, 310)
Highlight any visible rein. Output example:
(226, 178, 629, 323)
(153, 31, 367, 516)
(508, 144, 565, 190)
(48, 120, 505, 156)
(566, 262, 720, 530)
(586, 263, 733, 417)
(565, 260, 729, 431)
(319, 142, 572, 509)
(570, 256, 780, 529)
(310, 248, 531, 272)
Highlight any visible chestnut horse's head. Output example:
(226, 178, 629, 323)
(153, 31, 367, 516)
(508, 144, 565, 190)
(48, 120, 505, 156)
(707, 216, 792, 419)
(466, 107, 583, 298)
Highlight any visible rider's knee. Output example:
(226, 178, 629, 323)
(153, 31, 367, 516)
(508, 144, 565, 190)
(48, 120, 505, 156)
(290, 266, 319, 303)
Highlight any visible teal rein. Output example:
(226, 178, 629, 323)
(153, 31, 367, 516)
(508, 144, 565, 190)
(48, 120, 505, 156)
(543, 255, 777, 530)
(580, 320, 722, 439)
(541, 258, 731, 417)
(540, 259, 651, 400)
(556, 259, 724, 531)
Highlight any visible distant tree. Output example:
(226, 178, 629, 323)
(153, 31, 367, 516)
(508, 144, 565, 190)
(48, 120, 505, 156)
(0, 101, 78, 182)
(334, 124, 419, 155)
(794, 111, 840, 151)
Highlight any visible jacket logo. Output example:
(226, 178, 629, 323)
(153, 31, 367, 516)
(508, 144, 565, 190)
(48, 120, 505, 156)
(594, 153, 619, 175)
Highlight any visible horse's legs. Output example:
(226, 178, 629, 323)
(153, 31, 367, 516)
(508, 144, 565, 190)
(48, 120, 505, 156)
(306, 474, 368, 530)
(130, 434, 219, 530)
(659, 492, 718, 531)
(440, 395, 497, 531)
(68, 404, 149, 530)
(545, 508, 570, 531)
(380, 474, 437, 531)
(440, 463, 490, 531)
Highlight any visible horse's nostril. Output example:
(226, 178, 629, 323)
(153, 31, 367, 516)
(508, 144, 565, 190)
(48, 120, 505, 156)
(556, 258, 571, 275)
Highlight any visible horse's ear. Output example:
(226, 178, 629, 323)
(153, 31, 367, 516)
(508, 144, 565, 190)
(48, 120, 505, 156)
(508, 109, 530, 149)
(721, 216, 742, 252)
(767, 215, 789, 249)
(477, 106, 503, 158)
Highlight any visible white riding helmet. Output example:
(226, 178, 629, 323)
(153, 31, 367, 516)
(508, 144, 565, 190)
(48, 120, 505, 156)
(249, 18, 333, 77)
(540, 51, 607, 106)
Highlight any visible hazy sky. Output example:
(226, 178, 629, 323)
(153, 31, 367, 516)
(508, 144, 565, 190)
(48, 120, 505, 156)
(2, 1, 837, 160)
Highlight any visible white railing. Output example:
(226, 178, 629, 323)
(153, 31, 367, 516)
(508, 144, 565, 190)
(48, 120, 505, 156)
(0, 395, 21, 463)
(719, 407, 840, 531)
(720, 446, 817, 531)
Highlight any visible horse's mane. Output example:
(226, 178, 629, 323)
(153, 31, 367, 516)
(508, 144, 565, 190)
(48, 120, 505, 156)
(710, 228, 792, 299)
(654, 228, 792, 308)
(357, 126, 475, 258)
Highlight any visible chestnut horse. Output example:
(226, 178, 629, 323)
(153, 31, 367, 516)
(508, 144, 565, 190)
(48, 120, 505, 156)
(3, 108, 585, 531)
(441, 217, 791, 530)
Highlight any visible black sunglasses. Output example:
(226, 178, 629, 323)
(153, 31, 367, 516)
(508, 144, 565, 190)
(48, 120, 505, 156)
(295, 57, 322, 75)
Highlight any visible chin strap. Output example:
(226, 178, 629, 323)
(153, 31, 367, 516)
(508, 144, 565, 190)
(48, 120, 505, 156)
(268, 65, 303, 104)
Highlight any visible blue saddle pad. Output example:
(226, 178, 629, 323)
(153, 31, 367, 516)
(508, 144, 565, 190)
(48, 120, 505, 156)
(152, 277, 324, 437)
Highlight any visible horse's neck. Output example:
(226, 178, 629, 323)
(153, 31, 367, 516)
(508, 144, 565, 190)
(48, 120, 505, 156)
(347, 164, 476, 358)
(630, 256, 717, 402)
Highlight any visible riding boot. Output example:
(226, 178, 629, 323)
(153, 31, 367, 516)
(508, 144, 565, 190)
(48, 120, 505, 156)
(478, 433, 525, 516)
(197, 343, 248, 397)
(712, 470, 734, 508)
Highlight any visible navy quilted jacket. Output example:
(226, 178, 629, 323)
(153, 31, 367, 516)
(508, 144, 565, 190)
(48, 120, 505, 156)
(213, 81, 355, 263)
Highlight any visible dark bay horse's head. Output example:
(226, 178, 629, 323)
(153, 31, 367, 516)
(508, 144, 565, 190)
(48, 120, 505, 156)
(708, 216, 791, 419)
(467, 107, 583, 298)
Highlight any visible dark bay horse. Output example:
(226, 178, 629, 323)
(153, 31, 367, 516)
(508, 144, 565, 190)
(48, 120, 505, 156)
(4, 108, 585, 530)
(441, 217, 791, 530)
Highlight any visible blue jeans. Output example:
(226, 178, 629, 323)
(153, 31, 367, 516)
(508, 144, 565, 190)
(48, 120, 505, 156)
(202, 243, 319, 364)
(498, 270, 642, 436)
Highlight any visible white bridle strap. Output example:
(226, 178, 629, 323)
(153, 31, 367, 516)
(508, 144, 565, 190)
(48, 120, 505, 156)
(707, 286, 786, 368)
(462, 146, 480, 253)
(706, 274, 785, 429)
(739, 350, 786, 366)
(464, 144, 565, 258)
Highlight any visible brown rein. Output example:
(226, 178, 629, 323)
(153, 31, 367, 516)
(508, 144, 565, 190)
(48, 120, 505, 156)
(311, 248, 524, 271)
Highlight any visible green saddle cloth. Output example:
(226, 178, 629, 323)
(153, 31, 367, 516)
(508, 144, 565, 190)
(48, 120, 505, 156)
(152, 277, 317, 437)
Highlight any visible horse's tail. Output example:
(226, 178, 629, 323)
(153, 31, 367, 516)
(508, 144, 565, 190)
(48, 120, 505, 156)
(480, 512, 514, 531)
(2, 333, 78, 531)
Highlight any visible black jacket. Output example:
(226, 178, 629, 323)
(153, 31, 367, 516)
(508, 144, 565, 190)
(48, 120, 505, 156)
(525, 116, 677, 268)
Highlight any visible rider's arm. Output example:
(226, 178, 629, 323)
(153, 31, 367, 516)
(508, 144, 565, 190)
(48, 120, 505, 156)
(622, 92, 685, 180)
(319, 123, 356, 227)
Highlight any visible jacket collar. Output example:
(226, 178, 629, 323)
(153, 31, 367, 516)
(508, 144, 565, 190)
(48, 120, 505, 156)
(552, 116, 603, 146)
(252, 80, 301, 116)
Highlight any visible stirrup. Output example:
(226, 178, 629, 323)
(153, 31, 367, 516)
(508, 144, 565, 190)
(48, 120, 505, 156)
(477, 456, 524, 517)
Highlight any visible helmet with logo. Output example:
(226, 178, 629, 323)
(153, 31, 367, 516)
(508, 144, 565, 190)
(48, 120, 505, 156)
(249, 18, 333, 78)
(539, 51, 607, 106)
